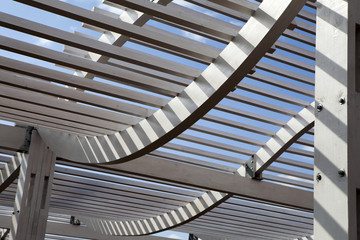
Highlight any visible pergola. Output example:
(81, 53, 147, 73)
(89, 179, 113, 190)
(0, 0, 357, 239)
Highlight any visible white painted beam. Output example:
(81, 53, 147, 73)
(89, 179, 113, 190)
(239, 102, 315, 178)
(9, 131, 56, 240)
(314, 0, 360, 239)
(59, 155, 313, 211)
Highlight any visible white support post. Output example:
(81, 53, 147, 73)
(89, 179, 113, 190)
(315, 0, 360, 239)
(9, 130, 55, 240)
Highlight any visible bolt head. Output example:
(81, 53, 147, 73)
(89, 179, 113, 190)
(338, 97, 346, 105)
(338, 169, 346, 177)
(316, 104, 323, 112)
(316, 173, 322, 181)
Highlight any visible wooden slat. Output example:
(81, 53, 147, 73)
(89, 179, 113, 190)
(0, 12, 203, 80)
(0, 70, 153, 118)
(247, 73, 314, 97)
(237, 82, 310, 107)
(226, 93, 299, 116)
(110, 0, 239, 40)
(178, 0, 250, 22)
(0, 106, 114, 135)
(0, 97, 125, 131)
(15, 0, 221, 61)
(0, 36, 185, 97)
(177, 133, 256, 156)
(205, 0, 258, 15)
(202, 115, 275, 137)
(0, 56, 170, 108)
(214, 104, 287, 126)
(189, 124, 265, 146)
(0, 84, 139, 125)
(163, 142, 245, 165)
(0, 112, 107, 136)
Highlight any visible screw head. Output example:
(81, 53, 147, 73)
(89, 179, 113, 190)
(338, 169, 346, 177)
(338, 97, 346, 105)
(316, 104, 323, 112)
(316, 173, 322, 181)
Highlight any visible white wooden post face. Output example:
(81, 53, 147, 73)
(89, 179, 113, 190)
(315, 0, 360, 239)
(9, 131, 55, 240)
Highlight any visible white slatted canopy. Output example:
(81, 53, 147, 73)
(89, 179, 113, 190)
(0, 0, 319, 239)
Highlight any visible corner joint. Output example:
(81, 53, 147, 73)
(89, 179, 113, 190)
(244, 155, 262, 180)
(70, 216, 81, 226)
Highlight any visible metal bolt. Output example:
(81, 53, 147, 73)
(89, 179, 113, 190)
(17, 210, 19, 213)
(316, 104, 323, 112)
(338, 97, 346, 105)
(251, 160, 254, 164)
(316, 173, 322, 181)
(338, 169, 346, 177)
(12, 212, 15, 215)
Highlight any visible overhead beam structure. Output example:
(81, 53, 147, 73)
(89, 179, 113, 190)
(23, 0, 308, 164)
(55, 101, 315, 236)
(61, 101, 315, 236)
(0, 0, 329, 238)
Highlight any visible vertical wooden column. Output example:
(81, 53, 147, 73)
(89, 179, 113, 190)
(9, 130, 55, 240)
(314, 0, 360, 239)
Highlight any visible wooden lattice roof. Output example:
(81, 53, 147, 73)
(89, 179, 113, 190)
(0, 0, 316, 239)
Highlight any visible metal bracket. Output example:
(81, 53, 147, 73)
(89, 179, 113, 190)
(0, 228, 10, 240)
(70, 216, 81, 226)
(189, 234, 198, 240)
(19, 126, 34, 153)
(244, 156, 262, 180)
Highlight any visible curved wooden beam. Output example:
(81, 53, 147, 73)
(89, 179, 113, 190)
(238, 102, 315, 178)
(76, 102, 314, 236)
(37, 0, 307, 164)
(80, 191, 230, 236)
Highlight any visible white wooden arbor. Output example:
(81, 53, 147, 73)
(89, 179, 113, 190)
(0, 0, 358, 239)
